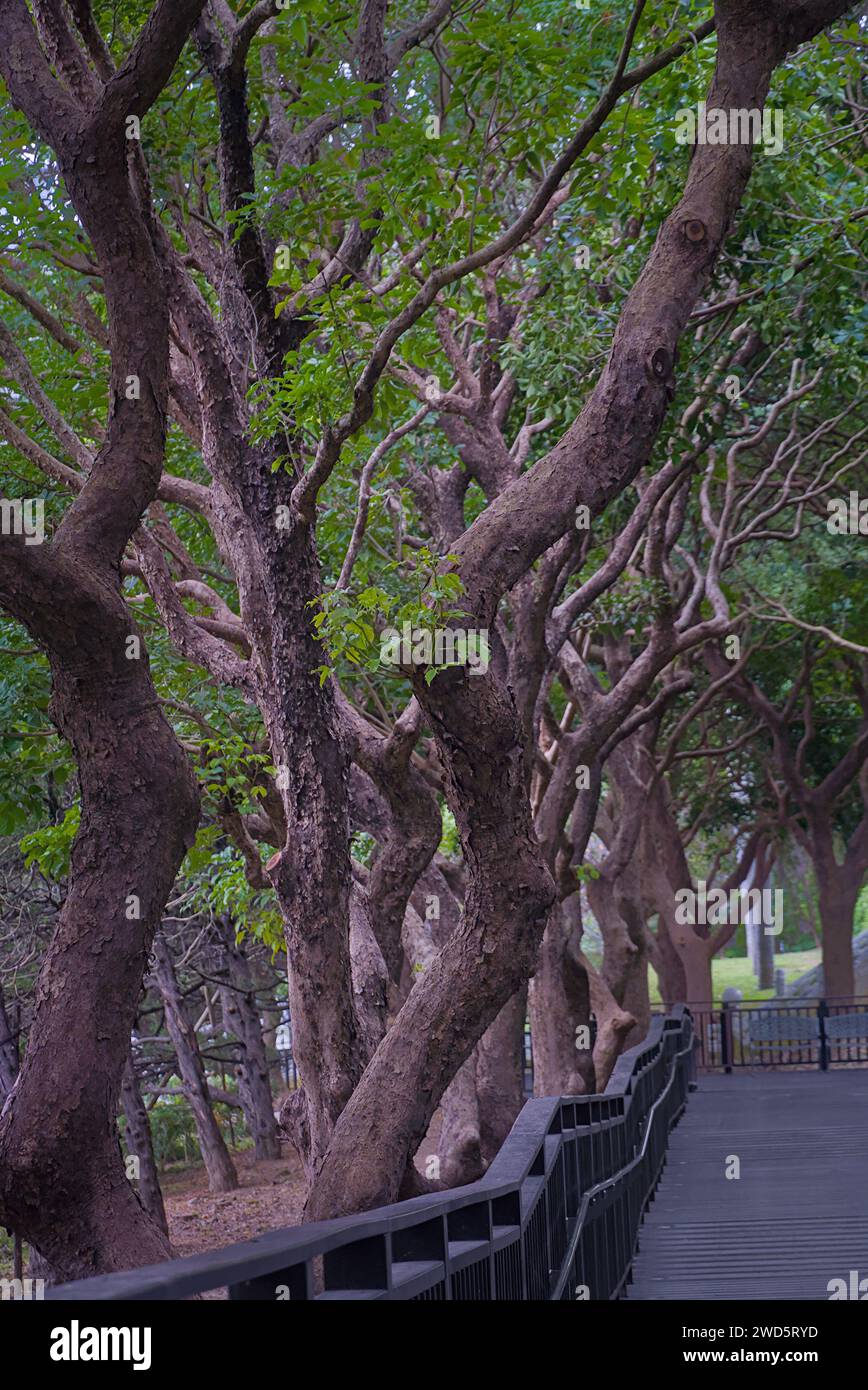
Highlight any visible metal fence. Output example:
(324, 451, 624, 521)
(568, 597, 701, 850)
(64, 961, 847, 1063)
(46, 1006, 695, 1302)
(689, 996, 868, 1071)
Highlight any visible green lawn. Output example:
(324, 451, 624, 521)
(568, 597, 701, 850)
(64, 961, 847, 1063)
(648, 949, 821, 1005)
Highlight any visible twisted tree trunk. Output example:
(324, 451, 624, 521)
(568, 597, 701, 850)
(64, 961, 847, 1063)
(0, 0, 207, 1279)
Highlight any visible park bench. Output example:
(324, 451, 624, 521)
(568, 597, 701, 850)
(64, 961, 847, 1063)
(743, 1009, 868, 1062)
(824, 1011, 868, 1041)
(748, 1013, 818, 1046)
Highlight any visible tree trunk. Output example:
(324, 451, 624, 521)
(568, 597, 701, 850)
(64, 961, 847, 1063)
(345, 713, 443, 987)
(677, 934, 715, 1008)
(619, 907, 651, 1048)
(212, 919, 281, 1161)
(0, 986, 19, 1100)
(815, 870, 859, 998)
(0, 991, 55, 1282)
(579, 950, 636, 1090)
(120, 1054, 168, 1236)
(647, 911, 688, 1007)
(437, 1053, 483, 1186)
(754, 917, 775, 991)
(151, 937, 238, 1193)
(643, 788, 714, 1006)
(589, 872, 649, 1036)
(809, 814, 863, 998)
(529, 902, 594, 1096)
(0, 635, 199, 1277)
(438, 986, 528, 1184)
(476, 986, 528, 1156)
(255, 519, 366, 1177)
(0, 0, 211, 1280)
(302, 668, 554, 1220)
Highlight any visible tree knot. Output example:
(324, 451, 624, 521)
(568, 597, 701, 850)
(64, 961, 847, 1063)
(648, 347, 672, 381)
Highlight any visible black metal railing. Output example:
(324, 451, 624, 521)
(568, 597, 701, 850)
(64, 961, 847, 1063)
(689, 996, 868, 1071)
(46, 1007, 695, 1302)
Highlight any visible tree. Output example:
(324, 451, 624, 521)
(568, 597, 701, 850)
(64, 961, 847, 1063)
(0, 0, 863, 1275)
(0, 0, 205, 1278)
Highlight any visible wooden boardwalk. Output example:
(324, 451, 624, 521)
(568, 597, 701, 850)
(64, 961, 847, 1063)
(627, 1070, 868, 1300)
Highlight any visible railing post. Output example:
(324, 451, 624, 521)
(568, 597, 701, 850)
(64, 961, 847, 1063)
(687, 1013, 698, 1091)
(818, 998, 829, 1072)
(720, 1004, 731, 1073)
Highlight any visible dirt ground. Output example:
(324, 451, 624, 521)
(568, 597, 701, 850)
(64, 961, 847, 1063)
(163, 1110, 445, 1263)
(161, 1145, 306, 1260)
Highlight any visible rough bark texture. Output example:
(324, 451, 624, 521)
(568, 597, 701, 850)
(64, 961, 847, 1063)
(475, 988, 529, 1158)
(151, 937, 237, 1193)
(303, 669, 554, 1219)
(437, 1053, 483, 1186)
(0, 0, 856, 1251)
(529, 904, 595, 1096)
(0, 0, 206, 1279)
(211, 918, 281, 1161)
(120, 1053, 168, 1236)
(0, 565, 199, 1274)
(438, 987, 528, 1184)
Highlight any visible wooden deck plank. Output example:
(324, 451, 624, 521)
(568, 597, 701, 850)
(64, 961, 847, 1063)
(626, 1071, 868, 1300)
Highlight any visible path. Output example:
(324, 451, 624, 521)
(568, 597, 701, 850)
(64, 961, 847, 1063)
(627, 1070, 868, 1300)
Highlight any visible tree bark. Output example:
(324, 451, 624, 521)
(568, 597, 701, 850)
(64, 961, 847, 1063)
(120, 1053, 168, 1236)
(529, 903, 595, 1095)
(476, 987, 528, 1157)
(813, 842, 862, 998)
(438, 986, 528, 1184)
(0, 0, 208, 1279)
(211, 919, 281, 1161)
(151, 936, 238, 1193)
(0, 986, 19, 1100)
(0, 579, 199, 1276)
(303, 669, 554, 1219)
(437, 1053, 483, 1186)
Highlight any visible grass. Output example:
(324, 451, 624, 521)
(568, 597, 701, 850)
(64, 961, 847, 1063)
(648, 949, 821, 1005)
